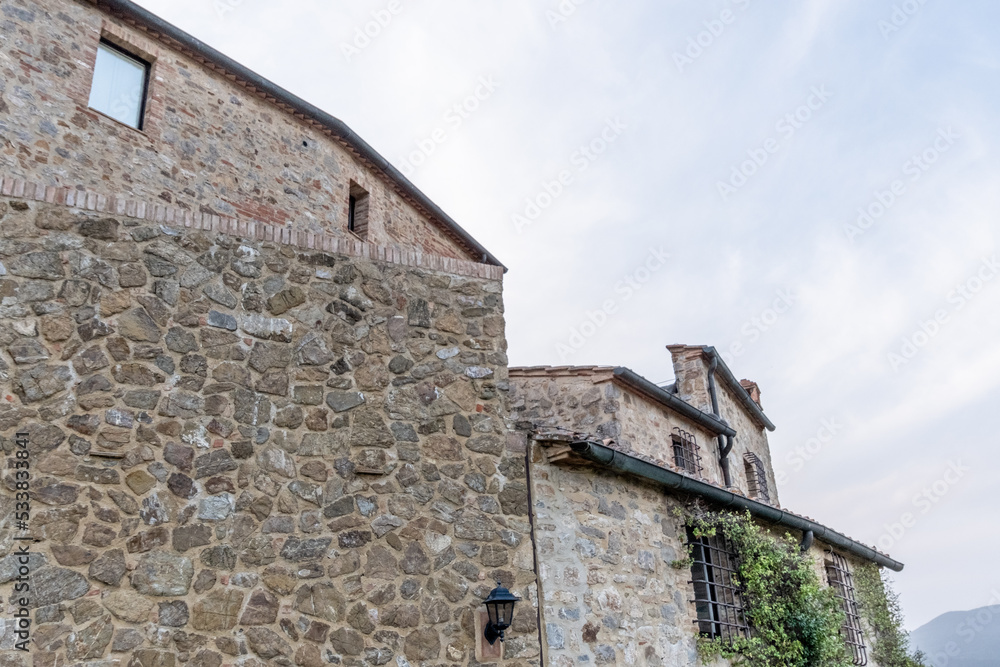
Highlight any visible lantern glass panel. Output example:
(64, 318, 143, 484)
(498, 601, 514, 627)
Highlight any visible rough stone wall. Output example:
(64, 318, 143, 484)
(0, 200, 539, 667)
(528, 450, 702, 667)
(668, 349, 778, 506)
(507, 374, 620, 443)
(668, 350, 714, 417)
(508, 373, 725, 487)
(530, 452, 882, 667)
(513, 369, 880, 667)
(715, 386, 779, 507)
(614, 391, 723, 487)
(509, 372, 723, 667)
(0, 0, 473, 259)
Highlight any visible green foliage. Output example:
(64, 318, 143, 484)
(670, 557, 694, 570)
(854, 563, 927, 667)
(690, 512, 853, 667)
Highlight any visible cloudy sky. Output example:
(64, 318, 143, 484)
(134, 0, 1000, 631)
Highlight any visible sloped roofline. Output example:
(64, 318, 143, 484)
(83, 0, 506, 270)
(509, 365, 736, 437)
(667, 345, 776, 431)
(565, 439, 903, 571)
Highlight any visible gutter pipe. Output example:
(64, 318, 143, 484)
(706, 354, 735, 488)
(569, 440, 904, 572)
(611, 368, 735, 438)
(702, 346, 776, 432)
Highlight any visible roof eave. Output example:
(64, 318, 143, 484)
(612, 367, 736, 438)
(566, 439, 904, 572)
(699, 346, 777, 432)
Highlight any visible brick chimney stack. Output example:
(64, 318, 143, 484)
(740, 379, 762, 408)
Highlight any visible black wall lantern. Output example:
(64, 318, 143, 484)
(483, 582, 520, 645)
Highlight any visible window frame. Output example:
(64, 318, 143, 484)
(825, 551, 868, 666)
(348, 182, 370, 239)
(686, 527, 751, 643)
(671, 427, 703, 478)
(743, 452, 771, 504)
(88, 38, 152, 131)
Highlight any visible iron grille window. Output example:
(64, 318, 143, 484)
(671, 427, 703, 477)
(744, 452, 770, 504)
(687, 527, 751, 642)
(825, 552, 868, 666)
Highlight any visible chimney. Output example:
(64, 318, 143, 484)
(740, 379, 762, 408)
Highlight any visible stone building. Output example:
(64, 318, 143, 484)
(508, 347, 904, 667)
(0, 1, 537, 666)
(0, 1, 903, 667)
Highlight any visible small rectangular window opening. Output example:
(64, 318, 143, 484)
(744, 452, 771, 504)
(687, 527, 751, 643)
(88, 39, 150, 130)
(825, 552, 868, 666)
(348, 182, 370, 239)
(671, 427, 703, 477)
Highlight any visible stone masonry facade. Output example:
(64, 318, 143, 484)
(0, 2, 540, 666)
(509, 364, 883, 667)
(528, 457, 703, 667)
(507, 363, 776, 504)
(509, 369, 710, 667)
(668, 347, 779, 507)
(0, 0, 484, 260)
(0, 199, 539, 667)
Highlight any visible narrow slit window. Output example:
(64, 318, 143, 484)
(88, 39, 150, 130)
(744, 452, 770, 504)
(348, 182, 370, 239)
(825, 552, 868, 666)
(671, 427, 703, 477)
(687, 527, 751, 643)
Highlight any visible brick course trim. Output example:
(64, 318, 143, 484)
(0, 174, 504, 281)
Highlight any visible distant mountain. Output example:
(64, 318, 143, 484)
(909, 605, 1000, 667)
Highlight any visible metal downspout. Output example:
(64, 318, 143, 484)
(523, 439, 549, 667)
(707, 353, 734, 487)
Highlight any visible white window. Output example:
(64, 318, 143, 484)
(88, 40, 150, 130)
